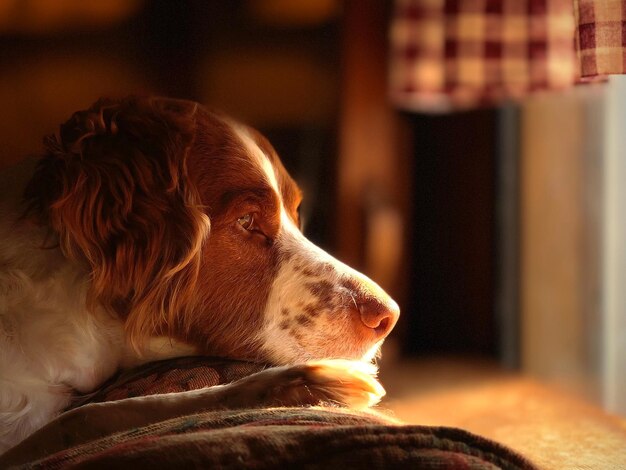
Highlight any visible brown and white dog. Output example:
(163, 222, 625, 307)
(0, 96, 399, 454)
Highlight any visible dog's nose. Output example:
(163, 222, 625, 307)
(356, 295, 400, 339)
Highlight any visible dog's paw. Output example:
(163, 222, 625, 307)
(229, 359, 386, 410)
(296, 359, 386, 409)
(223, 359, 385, 410)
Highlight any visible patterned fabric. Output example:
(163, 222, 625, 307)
(390, 0, 578, 112)
(69, 356, 267, 409)
(18, 408, 538, 469)
(575, 0, 626, 76)
(6, 357, 538, 469)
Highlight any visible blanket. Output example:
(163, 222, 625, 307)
(5, 357, 539, 469)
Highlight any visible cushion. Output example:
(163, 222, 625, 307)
(69, 356, 266, 409)
(27, 357, 538, 469)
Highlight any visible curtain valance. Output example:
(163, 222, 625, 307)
(390, 0, 623, 111)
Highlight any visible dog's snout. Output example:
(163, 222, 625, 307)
(356, 294, 400, 339)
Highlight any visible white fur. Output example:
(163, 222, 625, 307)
(233, 124, 280, 192)
(0, 161, 194, 453)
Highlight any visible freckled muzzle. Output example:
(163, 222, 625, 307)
(299, 266, 400, 344)
(262, 214, 401, 363)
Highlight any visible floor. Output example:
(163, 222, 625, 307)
(378, 356, 626, 469)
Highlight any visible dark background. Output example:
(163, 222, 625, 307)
(0, 0, 501, 360)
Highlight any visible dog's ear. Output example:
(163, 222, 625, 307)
(25, 97, 210, 351)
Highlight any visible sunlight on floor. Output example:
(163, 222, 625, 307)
(378, 357, 626, 470)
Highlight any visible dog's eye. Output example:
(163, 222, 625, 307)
(237, 213, 254, 230)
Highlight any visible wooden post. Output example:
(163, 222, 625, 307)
(337, 0, 411, 310)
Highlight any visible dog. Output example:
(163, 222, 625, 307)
(0, 96, 399, 455)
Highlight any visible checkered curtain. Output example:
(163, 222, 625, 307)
(390, 0, 625, 112)
(575, 0, 626, 77)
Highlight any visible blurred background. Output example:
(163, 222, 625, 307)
(0, 0, 624, 433)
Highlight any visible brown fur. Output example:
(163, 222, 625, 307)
(25, 97, 210, 352)
(23, 97, 299, 359)
(22, 95, 398, 363)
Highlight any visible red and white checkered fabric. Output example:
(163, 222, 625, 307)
(390, 0, 579, 112)
(575, 0, 626, 77)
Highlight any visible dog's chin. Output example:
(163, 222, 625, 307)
(361, 340, 385, 363)
(263, 339, 386, 367)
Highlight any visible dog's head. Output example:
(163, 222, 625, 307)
(26, 96, 399, 365)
